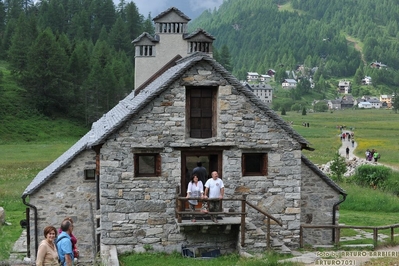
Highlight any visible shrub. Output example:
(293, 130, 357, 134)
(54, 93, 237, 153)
(329, 152, 346, 182)
(352, 165, 392, 189)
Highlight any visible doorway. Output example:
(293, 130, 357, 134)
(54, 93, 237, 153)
(181, 150, 223, 197)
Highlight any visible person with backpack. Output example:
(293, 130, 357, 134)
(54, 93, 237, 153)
(58, 217, 79, 260)
(56, 220, 74, 266)
(36, 226, 59, 265)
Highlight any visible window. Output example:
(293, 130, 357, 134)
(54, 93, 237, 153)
(189, 42, 211, 53)
(134, 153, 161, 177)
(136, 45, 154, 56)
(242, 153, 268, 176)
(186, 86, 217, 138)
(84, 169, 96, 181)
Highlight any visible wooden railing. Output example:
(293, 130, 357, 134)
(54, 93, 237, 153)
(300, 224, 399, 248)
(175, 188, 282, 248)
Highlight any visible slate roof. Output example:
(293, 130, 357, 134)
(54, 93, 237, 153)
(301, 155, 347, 195)
(131, 32, 159, 44)
(22, 52, 312, 197)
(152, 7, 191, 21)
(283, 79, 297, 84)
(248, 84, 273, 90)
(183, 28, 215, 40)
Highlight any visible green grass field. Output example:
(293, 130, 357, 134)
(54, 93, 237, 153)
(281, 108, 399, 167)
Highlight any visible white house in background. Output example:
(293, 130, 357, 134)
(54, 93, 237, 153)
(368, 98, 382, 108)
(361, 76, 372, 85)
(358, 102, 372, 108)
(282, 79, 297, 89)
(246, 83, 273, 105)
(247, 72, 259, 82)
(259, 74, 271, 83)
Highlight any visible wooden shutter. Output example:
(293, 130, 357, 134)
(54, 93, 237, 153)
(262, 153, 268, 176)
(155, 154, 161, 176)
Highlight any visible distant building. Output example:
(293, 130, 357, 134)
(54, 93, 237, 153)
(247, 72, 259, 82)
(259, 74, 271, 83)
(358, 102, 372, 108)
(370, 61, 387, 69)
(338, 80, 351, 94)
(380, 95, 393, 108)
(246, 83, 273, 105)
(282, 79, 297, 89)
(267, 69, 276, 76)
(361, 76, 372, 85)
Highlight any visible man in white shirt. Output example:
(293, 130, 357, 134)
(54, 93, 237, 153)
(204, 171, 224, 223)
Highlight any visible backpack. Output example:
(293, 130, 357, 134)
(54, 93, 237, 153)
(56, 236, 69, 264)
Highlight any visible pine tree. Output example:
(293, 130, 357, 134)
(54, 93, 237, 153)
(7, 12, 37, 77)
(25, 28, 71, 115)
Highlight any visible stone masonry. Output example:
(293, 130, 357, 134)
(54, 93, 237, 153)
(99, 62, 304, 255)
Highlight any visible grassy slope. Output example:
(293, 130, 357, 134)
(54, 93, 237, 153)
(0, 61, 88, 260)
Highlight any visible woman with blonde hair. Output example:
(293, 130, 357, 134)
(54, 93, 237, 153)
(36, 225, 59, 265)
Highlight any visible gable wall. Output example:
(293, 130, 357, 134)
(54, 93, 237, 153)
(27, 149, 97, 263)
(100, 62, 304, 254)
(300, 162, 341, 245)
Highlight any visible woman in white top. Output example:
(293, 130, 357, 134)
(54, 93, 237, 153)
(186, 174, 204, 222)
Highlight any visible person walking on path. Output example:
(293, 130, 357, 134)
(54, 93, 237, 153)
(373, 151, 380, 162)
(345, 146, 350, 159)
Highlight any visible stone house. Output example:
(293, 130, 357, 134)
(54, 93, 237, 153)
(22, 7, 346, 264)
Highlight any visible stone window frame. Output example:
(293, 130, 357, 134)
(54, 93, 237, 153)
(186, 86, 218, 139)
(84, 169, 96, 181)
(188, 42, 211, 53)
(133, 153, 161, 177)
(242, 153, 268, 176)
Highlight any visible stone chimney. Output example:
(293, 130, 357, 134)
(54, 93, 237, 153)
(132, 7, 215, 90)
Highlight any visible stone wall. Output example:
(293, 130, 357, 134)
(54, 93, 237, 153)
(300, 162, 340, 245)
(100, 62, 303, 255)
(28, 150, 97, 263)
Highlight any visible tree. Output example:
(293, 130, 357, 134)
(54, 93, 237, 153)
(8, 13, 33, 77)
(109, 17, 130, 53)
(281, 107, 286, 115)
(329, 152, 347, 182)
(216, 45, 232, 71)
(24, 28, 71, 115)
(302, 107, 307, 115)
(393, 89, 399, 114)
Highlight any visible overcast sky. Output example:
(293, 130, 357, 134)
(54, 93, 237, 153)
(121, 0, 224, 20)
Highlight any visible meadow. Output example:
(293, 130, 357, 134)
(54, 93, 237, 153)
(1, 108, 399, 263)
(281, 108, 399, 168)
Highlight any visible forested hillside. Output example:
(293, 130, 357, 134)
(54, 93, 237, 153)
(0, 0, 153, 126)
(190, 0, 399, 91)
(1, 0, 399, 129)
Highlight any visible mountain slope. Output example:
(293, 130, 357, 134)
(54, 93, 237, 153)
(189, 0, 399, 82)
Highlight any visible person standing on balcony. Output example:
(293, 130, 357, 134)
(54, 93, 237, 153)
(204, 171, 224, 223)
(192, 162, 208, 185)
(186, 173, 204, 222)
